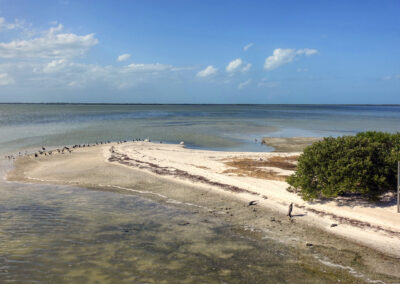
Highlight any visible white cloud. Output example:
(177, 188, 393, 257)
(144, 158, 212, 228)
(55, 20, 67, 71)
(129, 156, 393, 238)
(125, 62, 173, 72)
(196, 65, 218, 77)
(242, 63, 252, 73)
(226, 58, 251, 73)
(0, 17, 25, 31)
(264, 48, 318, 70)
(42, 59, 68, 73)
(117, 53, 131, 62)
(238, 79, 252, 89)
(299, 48, 318, 56)
(0, 73, 15, 86)
(243, 43, 253, 51)
(226, 58, 242, 73)
(0, 24, 98, 59)
(48, 23, 64, 35)
(0, 21, 188, 91)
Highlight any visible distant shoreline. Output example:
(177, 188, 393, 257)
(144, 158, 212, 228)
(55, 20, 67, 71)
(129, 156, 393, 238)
(1, 103, 400, 106)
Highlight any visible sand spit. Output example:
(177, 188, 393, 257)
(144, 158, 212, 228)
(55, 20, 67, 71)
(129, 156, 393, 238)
(7, 141, 400, 261)
(262, 137, 322, 152)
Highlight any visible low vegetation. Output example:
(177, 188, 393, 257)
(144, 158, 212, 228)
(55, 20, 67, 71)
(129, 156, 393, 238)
(224, 156, 297, 181)
(287, 131, 400, 200)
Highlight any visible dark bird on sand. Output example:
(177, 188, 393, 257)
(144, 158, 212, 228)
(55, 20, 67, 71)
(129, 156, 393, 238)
(248, 200, 258, 206)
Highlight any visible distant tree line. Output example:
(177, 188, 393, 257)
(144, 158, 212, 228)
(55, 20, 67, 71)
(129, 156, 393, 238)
(287, 131, 400, 200)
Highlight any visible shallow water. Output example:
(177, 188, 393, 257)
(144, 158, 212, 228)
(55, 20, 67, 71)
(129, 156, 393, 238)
(1, 104, 400, 283)
(1, 104, 400, 154)
(0, 179, 380, 284)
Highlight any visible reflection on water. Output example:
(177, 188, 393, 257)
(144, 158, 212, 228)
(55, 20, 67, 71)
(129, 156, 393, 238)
(0, 181, 365, 283)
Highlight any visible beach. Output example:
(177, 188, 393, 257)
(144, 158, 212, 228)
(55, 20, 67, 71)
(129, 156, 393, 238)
(2, 104, 400, 282)
(7, 140, 400, 276)
(2, 0, 400, 280)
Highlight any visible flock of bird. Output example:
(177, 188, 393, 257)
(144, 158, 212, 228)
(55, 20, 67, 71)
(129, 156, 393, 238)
(4, 138, 156, 161)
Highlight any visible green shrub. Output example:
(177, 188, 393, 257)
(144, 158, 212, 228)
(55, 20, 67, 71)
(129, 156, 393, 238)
(286, 131, 400, 200)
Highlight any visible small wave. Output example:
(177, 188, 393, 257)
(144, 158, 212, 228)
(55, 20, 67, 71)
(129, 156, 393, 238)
(102, 184, 210, 211)
(105, 184, 168, 199)
(166, 199, 183, 204)
(183, 202, 209, 210)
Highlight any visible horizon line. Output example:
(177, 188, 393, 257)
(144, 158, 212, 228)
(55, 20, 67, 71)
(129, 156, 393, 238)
(1, 103, 400, 106)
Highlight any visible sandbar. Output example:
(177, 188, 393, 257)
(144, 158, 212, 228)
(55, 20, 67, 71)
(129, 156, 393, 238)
(262, 137, 322, 152)
(6, 141, 400, 278)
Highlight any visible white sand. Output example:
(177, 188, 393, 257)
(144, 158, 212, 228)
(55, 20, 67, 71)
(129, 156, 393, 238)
(7, 141, 400, 257)
(109, 142, 400, 257)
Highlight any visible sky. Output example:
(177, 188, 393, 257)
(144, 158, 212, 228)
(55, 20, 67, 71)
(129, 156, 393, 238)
(0, 0, 399, 104)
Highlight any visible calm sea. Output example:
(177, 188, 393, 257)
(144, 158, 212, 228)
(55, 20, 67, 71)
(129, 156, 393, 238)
(1, 104, 400, 283)
(1, 104, 400, 155)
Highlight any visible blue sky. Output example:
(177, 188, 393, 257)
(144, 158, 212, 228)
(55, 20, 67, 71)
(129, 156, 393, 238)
(0, 0, 399, 103)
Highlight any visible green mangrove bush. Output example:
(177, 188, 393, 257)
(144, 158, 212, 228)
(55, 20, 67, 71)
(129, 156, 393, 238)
(287, 131, 400, 200)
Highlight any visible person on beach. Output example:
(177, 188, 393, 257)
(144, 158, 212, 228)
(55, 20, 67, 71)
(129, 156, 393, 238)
(287, 203, 293, 218)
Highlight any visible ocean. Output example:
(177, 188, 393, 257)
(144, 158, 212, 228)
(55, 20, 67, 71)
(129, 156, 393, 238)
(1, 104, 400, 283)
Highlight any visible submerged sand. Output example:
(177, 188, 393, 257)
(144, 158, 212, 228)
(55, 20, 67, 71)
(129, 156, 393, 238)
(262, 137, 322, 152)
(6, 141, 400, 279)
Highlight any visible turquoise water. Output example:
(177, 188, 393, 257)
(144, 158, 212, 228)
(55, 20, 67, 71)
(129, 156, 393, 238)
(1, 104, 400, 283)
